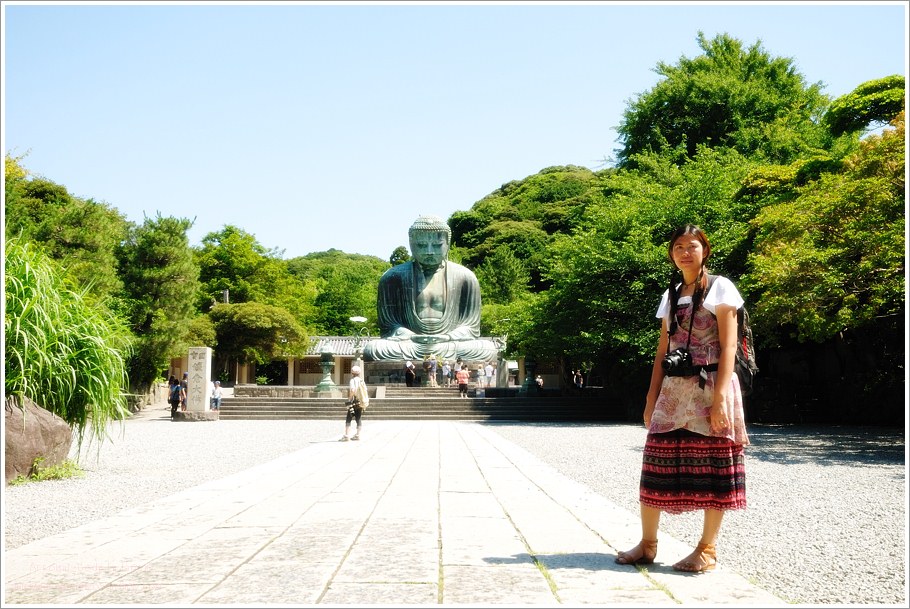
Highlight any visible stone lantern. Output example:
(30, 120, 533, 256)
(315, 350, 342, 397)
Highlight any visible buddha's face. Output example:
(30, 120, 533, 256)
(410, 231, 449, 269)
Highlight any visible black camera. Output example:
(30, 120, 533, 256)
(662, 348, 694, 376)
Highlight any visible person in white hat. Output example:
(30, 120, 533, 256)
(340, 365, 367, 441)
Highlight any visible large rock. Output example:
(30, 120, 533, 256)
(5, 395, 73, 485)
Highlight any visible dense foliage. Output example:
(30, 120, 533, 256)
(614, 32, 833, 168)
(5, 238, 133, 447)
(286, 250, 388, 335)
(824, 75, 906, 137)
(195, 225, 318, 325)
(208, 302, 308, 366)
(116, 214, 200, 391)
(4, 160, 127, 299)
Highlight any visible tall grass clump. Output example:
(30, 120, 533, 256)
(4, 237, 133, 448)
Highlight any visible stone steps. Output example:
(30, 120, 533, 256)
(217, 395, 626, 422)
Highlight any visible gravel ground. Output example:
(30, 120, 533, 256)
(490, 421, 907, 606)
(3, 401, 906, 605)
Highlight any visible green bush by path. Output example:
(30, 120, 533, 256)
(4, 237, 133, 448)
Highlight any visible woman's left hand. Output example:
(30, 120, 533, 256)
(709, 404, 729, 435)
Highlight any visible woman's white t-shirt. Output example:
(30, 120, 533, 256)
(656, 275, 744, 320)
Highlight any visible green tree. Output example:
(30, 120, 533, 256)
(389, 245, 410, 266)
(615, 32, 830, 168)
(209, 302, 308, 366)
(475, 244, 530, 304)
(4, 151, 29, 182)
(480, 297, 539, 358)
(747, 112, 905, 413)
(195, 225, 318, 326)
(523, 146, 759, 406)
(450, 166, 601, 290)
(286, 250, 388, 334)
(196, 225, 282, 305)
(4, 170, 128, 298)
(116, 214, 200, 391)
(823, 75, 906, 137)
(750, 112, 905, 344)
(5, 237, 133, 448)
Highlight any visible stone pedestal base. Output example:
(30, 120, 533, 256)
(172, 411, 219, 422)
(316, 389, 344, 399)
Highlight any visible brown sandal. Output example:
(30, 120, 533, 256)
(672, 542, 717, 573)
(615, 539, 658, 565)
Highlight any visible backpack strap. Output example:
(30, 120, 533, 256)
(705, 273, 718, 296)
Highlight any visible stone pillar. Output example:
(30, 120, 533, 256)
(187, 347, 213, 412)
(287, 358, 296, 386)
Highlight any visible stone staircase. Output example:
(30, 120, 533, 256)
(218, 385, 627, 422)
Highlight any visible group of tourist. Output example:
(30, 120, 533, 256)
(401, 357, 500, 391)
(166, 373, 223, 417)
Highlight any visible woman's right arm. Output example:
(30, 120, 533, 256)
(643, 317, 670, 427)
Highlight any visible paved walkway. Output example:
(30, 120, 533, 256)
(4, 421, 783, 606)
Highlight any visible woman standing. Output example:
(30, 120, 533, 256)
(455, 366, 470, 398)
(616, 224, 749, 573)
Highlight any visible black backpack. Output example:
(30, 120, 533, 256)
(170, 384, 182, 402)
(706, 275, 759, 396)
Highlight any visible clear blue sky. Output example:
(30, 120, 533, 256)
(3, 1, 907, 261)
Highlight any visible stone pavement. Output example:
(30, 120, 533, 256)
(3, 421, 784, 606)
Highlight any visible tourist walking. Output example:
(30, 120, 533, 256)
(615, 224, 748, 573)
(339, 366, 368, 442)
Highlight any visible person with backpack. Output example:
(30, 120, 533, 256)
(615, 224, 749, 574)
(339, 365, 368, 442)
(180, 372, 189, 412)
(168, 375, 184, 419)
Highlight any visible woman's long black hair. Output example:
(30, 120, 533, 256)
(666, 224, 712, 336)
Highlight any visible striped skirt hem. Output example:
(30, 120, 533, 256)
(639, 428, 746, 514)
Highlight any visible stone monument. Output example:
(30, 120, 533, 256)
(173, 346, 218, 421)
(364, 215, 501, 362)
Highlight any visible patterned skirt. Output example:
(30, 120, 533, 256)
(639, 428, 747, 514)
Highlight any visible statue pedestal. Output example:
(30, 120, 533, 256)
(316, 388, 343, 399)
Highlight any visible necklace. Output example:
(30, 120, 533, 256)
(682, 278, 698, 287)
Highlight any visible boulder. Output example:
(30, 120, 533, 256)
(5, 395, 73, 484)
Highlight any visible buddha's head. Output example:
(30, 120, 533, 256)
(409, 215, 451, 269)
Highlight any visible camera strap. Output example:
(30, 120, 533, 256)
(666, 292, 715, 389)
(666, 294, 696, 356)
